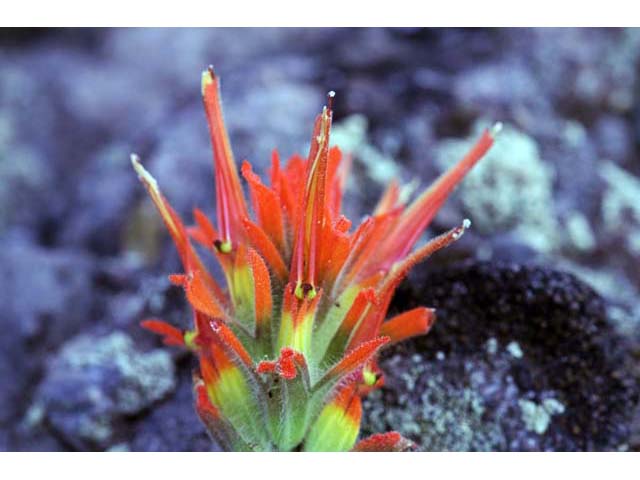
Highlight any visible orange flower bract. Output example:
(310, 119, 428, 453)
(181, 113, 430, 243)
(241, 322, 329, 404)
(131, 66, 499, 451)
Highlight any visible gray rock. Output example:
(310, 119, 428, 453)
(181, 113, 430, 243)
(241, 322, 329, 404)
(131, 374, 217, 452)
(59, 143, 139, 255)
(435, 121, 559, 253)
(601, 162, 640, 259)
(593, 115, 635, 166)
(0, 239, 93, 343)
(0, 238, 93, 431)
(36, 331, 175, 450)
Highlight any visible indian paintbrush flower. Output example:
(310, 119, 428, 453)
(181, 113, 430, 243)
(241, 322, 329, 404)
(131, 66, 500, 452)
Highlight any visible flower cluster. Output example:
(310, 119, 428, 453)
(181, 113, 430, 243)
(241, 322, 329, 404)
(132, 67, 499, 451)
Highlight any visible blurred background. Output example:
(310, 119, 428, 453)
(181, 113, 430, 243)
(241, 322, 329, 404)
(0, 28, 639, 451)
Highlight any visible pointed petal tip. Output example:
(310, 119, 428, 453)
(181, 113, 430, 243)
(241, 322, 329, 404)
(130, 152, 141, 172)
(452, 218, 472, 240)
(201, 67, 215, 96)
(141, 318, 185, 347)
(490, 121, 503, 138)
(130, 153, 159, 192)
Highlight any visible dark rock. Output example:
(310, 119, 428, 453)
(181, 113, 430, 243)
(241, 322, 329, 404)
(593, 115, 635, 166)
(0, 64, 56, 235)
(362, 262, 638, 451)
(59, 143, 139, 256)
(0, 239, 94, 435)
(131, 369, 217, 452)
(453, 59, 549, 119)
(0, 239, 93, 343)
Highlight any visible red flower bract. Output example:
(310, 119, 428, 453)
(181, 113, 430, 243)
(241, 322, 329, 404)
(131, 66, 499, 451)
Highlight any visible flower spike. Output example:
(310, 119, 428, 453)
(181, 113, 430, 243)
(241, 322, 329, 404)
(374, 124, 498, 269)
(291, 94, 334, 299)
(131, 154, 227, 307)
(201, 66, 248, 252)
(134, 70, 498, 451)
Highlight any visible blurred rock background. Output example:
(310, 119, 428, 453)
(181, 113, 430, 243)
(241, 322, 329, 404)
(0, 28, 638, 451)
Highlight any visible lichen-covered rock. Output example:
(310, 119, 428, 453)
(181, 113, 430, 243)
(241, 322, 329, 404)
(435, 122, 559, 252)
(600, 162, 640, 259)
(330, 114, 406, 218)
(362, 262, 638, 451)
(331, 114, 403, 185)
(35, 332, 176, 450)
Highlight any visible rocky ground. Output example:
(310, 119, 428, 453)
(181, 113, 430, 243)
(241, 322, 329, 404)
(0, 28, 639, 451)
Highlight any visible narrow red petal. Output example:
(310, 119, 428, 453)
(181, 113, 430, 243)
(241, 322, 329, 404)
(379, 307, 435, 345)
(195, 379, 220, 420)
(246, 248, 273, 328)
(337, 288, 377, 340)
(340, 208, 403, 288)
(192, 207, 219, 246)
(131, 154, 191, 269)
(141, 319, 185, 346)
(211, 320, 254, 368)
(195, 313, 253, 368)
(379, 126, 497, 265)
(379, 220, 471, 300)
(373, 179, 400, 216)
(256, 360, 277, 375)
(271, 151, 304, 237)
(131, 155, 227, 307)
(321, 336, 389, 385)
(184, 270, 226, 320)
(316, 208, 351, 287)
(242, 217, 289, 280)
(290, 101, 333, 295)
(256, 347, 308, 381)
(201, 67, 248, 247)
(241, 161, 286, 253)
(168, 273, 187, 286)
(349, 222, 469, 350)
(325, 146, 346, 219)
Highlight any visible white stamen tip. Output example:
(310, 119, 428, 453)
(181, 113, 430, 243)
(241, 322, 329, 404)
(130, 153, 141, 171)
(130, 153, 159, 192)
(201, 68, 214, 96)
(462, 218, 472, 229)
(328, 90, 336, 98)
(490, 122, 503, 138)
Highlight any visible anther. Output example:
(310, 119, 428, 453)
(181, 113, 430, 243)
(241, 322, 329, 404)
(213, 239, 232, 254)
